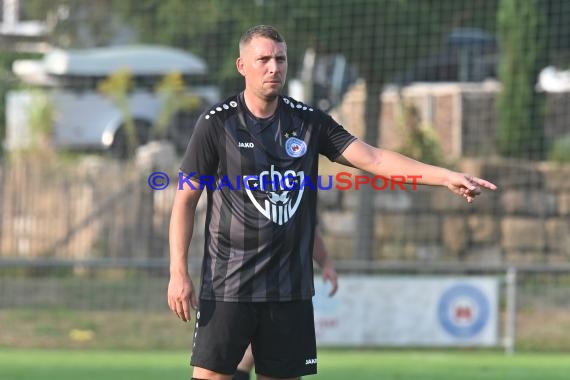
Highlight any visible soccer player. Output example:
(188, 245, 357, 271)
(168, 24, 497, 380)
(233, 231, 338, 380)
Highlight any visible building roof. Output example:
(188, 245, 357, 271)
(13, 44, 208, 82)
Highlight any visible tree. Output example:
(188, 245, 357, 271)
(497, 0, 547, 159)
(24, 0, 130, 48)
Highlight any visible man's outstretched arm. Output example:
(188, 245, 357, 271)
(337, 139, 497, 203)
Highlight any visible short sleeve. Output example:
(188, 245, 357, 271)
(318, 113, 357, 161)
(180, 114, 219, 178)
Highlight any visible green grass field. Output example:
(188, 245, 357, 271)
(1, 349, 570, 380)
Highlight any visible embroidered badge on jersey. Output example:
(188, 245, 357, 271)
(285, 137, 307, 158)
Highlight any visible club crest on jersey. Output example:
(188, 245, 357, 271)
(244, 165, 304, 225)
(285, 137, 307, 158)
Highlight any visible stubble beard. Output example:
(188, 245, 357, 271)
(259, 85, 281, 102)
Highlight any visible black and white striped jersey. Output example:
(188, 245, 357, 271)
(180, 92, 356, 302)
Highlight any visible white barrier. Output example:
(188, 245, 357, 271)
(313, 275, 498, 347)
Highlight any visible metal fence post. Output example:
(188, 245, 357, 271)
(504, 266, 517, 355)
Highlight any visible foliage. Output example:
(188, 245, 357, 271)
(548, 134, 570, 163)
(25, 0, 130, 48)
(27, 89, 56, 153)
(6, 88, 56, 162)
(497, 0, 547, 159)
(0, 52, 42, 158)
(97, 69, 137, 152)
(112, 0, 244, 93)
(396, 101, 444, 166)
(19, 1, 503, 98)
(0, 67, 15, 158)
(97, 69, 205, 154)
(153, 72, 202, 139)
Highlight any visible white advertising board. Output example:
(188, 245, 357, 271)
(313, 275, 498, 347)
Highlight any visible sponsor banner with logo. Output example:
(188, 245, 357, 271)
(313, 275, 498, 347)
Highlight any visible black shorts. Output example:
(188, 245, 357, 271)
(190, 299, 317, 378)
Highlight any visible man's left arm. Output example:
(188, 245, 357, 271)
(313, 230, 338, 297)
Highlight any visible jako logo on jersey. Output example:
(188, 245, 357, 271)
(285, 137, 307, 158)
(305, 358, 317, 365)
(244, 165, 304, 225)
(238, 142, 255, 148)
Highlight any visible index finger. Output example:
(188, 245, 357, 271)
(182, 299, 191, 322)
(471, 176, 497, 191)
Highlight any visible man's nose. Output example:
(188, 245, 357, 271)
(268, 58, 278, 73)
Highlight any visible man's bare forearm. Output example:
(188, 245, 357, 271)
(169, 187, 202, 276)
(339, 140, 452, 186)
(168, 185, 202, 321)
(338, 139, 497, 204)
(312, 231, 332, 269)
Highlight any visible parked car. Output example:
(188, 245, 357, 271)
(4, 44, 219, 157)
(289, 48, 359, 112)
(392, 28, 499, 84)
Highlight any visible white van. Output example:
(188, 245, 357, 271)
(5, 44, 219, 156)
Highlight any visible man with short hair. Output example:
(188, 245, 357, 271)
(168, 24, 497, 380)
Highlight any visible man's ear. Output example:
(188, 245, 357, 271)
(236, 57, 245, 77)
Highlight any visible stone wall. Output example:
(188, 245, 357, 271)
(321, 80, 570, 263)
(0, 154, 176, 260)
(318, 159, 570, 264)
(1, 149, 568, 265)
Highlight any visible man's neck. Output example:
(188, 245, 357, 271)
(243, 90, 278, 119)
